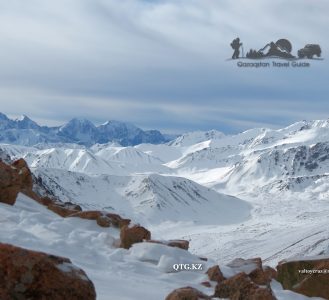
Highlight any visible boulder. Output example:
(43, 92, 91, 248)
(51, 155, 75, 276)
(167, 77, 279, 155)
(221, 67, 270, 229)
(165, 287, 211, 300)
(120, 225, 151, 249)
(0, 243, 96, 300)
(0, 159, 36, 205)
(215, 272, 275, 300)
(206, 265, 225, 283)
(277, 257, 329, 299)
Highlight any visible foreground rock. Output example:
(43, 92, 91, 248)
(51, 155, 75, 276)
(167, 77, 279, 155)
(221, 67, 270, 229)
(120, 224, 151, 249)
(277, 256, 329, 299)
(165, 287, 211, 300)
(0, 243, 96, 300)
(214, 272, 276, 300)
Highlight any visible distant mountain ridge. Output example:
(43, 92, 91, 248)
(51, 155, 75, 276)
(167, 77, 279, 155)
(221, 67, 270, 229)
(0, 113, 174, 146)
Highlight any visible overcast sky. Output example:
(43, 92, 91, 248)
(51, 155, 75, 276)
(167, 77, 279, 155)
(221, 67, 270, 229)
(0, 0, 328, 133)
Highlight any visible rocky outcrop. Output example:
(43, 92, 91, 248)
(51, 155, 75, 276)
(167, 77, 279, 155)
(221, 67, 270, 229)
(206, 265, 225, 283)
(147, 239, 189, 250)
(277, 257, 329, 299)
(214, 272, 276, 300)
(69, 211, 131, 228)
(0, 159, 34, 205)
(120, 224, 151, 249)
(0, 243, 96, 300)
(165, 287, 211, 300)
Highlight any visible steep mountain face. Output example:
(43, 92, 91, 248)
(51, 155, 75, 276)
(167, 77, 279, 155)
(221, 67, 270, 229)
(0, 113, 170, 146)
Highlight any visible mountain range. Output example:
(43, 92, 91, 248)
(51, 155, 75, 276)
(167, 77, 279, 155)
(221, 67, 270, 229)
(0, 113, 173, 146)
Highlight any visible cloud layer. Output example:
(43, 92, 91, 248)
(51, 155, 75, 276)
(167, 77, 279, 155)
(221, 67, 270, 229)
(0, 0, 328, 132)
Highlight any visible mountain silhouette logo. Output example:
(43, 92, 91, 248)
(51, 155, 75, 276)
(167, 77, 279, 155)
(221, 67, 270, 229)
(230, 38, 322, 60)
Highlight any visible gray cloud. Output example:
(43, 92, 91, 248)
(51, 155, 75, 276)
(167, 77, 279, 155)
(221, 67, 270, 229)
(0, 0, 328, 133)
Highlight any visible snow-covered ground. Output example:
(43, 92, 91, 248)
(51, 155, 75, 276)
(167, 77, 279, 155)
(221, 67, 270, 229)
(0, 194, 321, 300)
(2, 119, 329, 298)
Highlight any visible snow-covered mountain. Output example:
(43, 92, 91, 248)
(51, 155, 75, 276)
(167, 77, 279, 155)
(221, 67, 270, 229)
(31, 168, 251, 225)
(0, 113, 170, 146)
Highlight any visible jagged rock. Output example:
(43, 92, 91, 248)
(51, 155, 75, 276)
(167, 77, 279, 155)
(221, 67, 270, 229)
(206, 265, 225, 283)
(147, 239, 189, 250)
(0, 243, 96, 300)
(120, 224, 151, 249)
(277, 257, 329, 299)
(165, 287, 211, 300)
(215, 272, 276, 300)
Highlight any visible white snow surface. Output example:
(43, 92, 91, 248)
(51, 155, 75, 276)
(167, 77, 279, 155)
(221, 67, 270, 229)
(2, 119, 329, 299)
